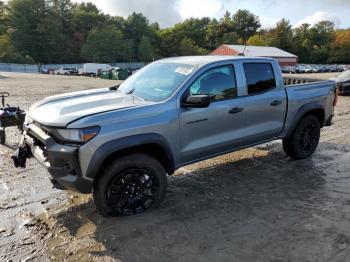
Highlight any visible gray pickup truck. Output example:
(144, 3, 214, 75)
(13, 56, 337, 216)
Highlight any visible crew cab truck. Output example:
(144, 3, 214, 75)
(12, 56, 337, 216)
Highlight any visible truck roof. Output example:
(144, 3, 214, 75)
(159, 56, 275, 67)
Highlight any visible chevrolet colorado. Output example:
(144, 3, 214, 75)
(12, 56, 337, 216)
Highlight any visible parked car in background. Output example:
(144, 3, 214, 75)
(41, 67, 55, 74)
(319, 66, 329, 73)
(82, 63, 112, 77)
(310, 66, 320, 73)
(70, 68, 79, 76)
(281, 66, 296, 74)
(295, 65, 307, 74)
(304, 66, 313, 73)
(13, 56, 337, 216)
(331, 70, 350, 95)
(339, 65, 349, 71)
(292, 64, 345, 74)
(55, 67, 78, 75)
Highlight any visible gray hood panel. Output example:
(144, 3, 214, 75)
(29, 88, 147, 127)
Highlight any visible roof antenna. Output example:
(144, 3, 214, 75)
(242, 33, 248, 56)
(242, 45, 247, 56)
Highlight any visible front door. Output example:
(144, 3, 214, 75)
(178, 64, 247, 164)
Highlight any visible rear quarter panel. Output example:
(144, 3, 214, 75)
(280, 80, 336, 138)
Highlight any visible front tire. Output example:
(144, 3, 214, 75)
(93, 153, 167, 217)
(283, 115, 321, 160)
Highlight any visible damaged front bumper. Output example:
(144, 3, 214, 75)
(12, 123, 93, 194)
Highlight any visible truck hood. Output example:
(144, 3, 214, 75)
(29, 88, 148, 127)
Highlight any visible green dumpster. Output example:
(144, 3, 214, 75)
(100, 70, 111, 79)
(111, 68, 129, 80)
(111, 70, 118, 80)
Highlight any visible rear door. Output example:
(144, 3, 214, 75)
(178, 63, 248, 164)
(241, 62, 287, 143)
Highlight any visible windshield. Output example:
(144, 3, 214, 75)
(118, 61, 195, 102)
(335, 70, 350, 82)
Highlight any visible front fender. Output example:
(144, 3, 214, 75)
(85, 133, 175, 179)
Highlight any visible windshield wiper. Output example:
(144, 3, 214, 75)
(126, 88, 135, 95)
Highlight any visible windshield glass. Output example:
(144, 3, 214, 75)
(118, 61, 195, 102)
(336, 70, 350, 82)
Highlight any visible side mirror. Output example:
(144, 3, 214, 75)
(181, 94, 211, 108)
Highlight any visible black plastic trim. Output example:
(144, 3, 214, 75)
(85, 133, 175, 179)
(284, 102, 325, 139)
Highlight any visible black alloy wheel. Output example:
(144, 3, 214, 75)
(106, 167, 158, 215)
(298, 121, 319, 154)
(283, 115, 321, 160)
(93, 153, 167, 217)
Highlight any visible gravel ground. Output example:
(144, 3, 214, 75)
(1, 72, 350, 262)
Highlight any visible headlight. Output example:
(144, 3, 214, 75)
(56, 126, 100, 143)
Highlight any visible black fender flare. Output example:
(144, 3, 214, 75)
(284, 102, 325, 139)
(85, 133, 175, 179)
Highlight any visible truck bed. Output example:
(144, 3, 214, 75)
(283, 73, 336, 86)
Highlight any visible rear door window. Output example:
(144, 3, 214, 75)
(243, 63, 276, 95)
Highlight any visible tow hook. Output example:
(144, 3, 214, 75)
(11, 135, 32, 168)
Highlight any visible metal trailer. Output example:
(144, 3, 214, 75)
(0, 92, 26, 144)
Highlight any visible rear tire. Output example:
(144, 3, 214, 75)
(93, 153, 167, 217)
(283, 115, 320, 160)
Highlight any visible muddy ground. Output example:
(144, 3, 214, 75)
(0, 72, 350, 262)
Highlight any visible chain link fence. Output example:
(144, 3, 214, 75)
(0, 63, 39, 73)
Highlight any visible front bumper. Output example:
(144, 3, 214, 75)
(17, 124, 93, 194)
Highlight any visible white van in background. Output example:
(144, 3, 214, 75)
(82, 63, 112, 77)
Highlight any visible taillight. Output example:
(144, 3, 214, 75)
(333, 85, 339, 107)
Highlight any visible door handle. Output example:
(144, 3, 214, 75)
(229, 107, 244, 114)
(270, 100, 282, 106)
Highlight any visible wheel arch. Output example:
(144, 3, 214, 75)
(285, 103, 325, 139)
(85, 134, 175, 182)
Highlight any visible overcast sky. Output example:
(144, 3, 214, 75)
(75, 0, 349, 29)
